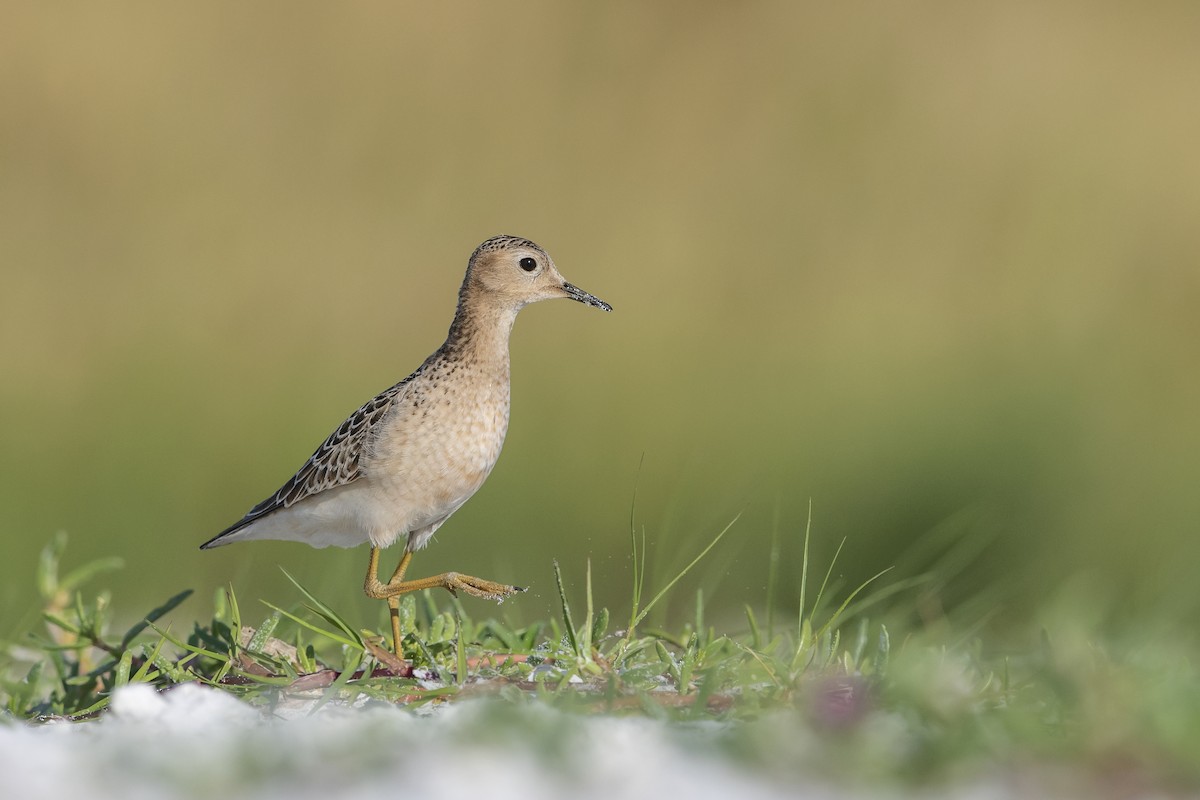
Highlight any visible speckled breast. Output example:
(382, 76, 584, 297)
(365, 356, 512, 537)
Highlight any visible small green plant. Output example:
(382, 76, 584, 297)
(3, 496, 1199, 800)
(6, 532, 191, 718)
(4, 519, 1198, 794)
(2, 505, 902, 721)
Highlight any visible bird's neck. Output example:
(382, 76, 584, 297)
(441, 302, 518, 373)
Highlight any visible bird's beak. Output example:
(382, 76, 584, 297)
(561, 281, 612, 312)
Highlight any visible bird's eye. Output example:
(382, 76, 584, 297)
(519, 257, 538, 272)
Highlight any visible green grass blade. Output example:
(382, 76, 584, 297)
(811, 536, 846, 621)
(455, 613, 467, 686)
(590, 607, 609, 644)
(626, 463, 646, 641)
(309, 648, 366, 715)
(114, 649, 133, 688)
(120, 589, 194, 650)
(261, 601, 360, 650)
(797, 500, 812, 639)
(145, 621, 231, 663)
(280, 568, 363, 648)
(42, 611, 80, 636)
(130, 636, 170, 683)
(552, 559, 580, 656)
(745, 604, 763, 650)
(246, 610, 283, 652)
(812, 566, 894, 641)
(630, 511, 740, 632)
(59, 557, 126, 595)
(582, 558, 594, 656)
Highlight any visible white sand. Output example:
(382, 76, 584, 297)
(0, 684, 1097, 800)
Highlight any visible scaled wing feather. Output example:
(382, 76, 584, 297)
(206, 374, 418, 544)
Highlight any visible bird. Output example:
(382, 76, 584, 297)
(201, 235, 611, 655)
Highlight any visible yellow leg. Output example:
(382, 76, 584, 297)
(387, 596, 401, 657)
(363, 547, 525, 656)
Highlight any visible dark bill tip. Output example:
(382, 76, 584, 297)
(562, 282, 613, 312)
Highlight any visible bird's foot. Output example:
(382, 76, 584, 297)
(440, 572, 527, 602)
(365, 570, 525, 602)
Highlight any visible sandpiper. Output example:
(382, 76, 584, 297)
(201, 235, 611, 654)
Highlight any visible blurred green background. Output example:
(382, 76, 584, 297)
(2, 2, 1198, 642)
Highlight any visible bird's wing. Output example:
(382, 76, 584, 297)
(201, 373, 417, 547)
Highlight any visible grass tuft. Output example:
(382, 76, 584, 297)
(2, 525, 1199, 793)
